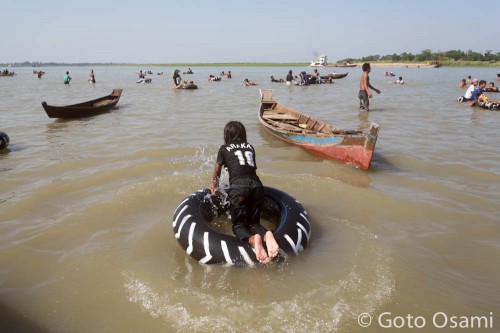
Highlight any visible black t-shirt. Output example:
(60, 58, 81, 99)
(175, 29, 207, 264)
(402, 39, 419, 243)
(173, 73, 181, 85)
(216, 141, 260, 184)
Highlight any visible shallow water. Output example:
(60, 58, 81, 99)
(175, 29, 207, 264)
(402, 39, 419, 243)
(1, 66, 499, 332)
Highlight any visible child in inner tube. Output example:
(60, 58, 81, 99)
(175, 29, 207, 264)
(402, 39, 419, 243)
(477, 90, 500, 109)
(210, 121, 279, 264)
(468, 80, 487, 106)
(486, 82, 499, 92)
(243, 78, 257, 86)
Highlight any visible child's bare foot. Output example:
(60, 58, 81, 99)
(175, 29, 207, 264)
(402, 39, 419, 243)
(249, 234, 270, 264)
(264, 231, 280, 258)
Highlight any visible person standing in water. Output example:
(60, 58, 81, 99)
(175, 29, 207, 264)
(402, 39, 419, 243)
(173, 69, 182, 88)
(88, 69, 96, 83)
(64, 71, 71, 84)
(358, 63, 380, 111)
(210, 121, 279, 264)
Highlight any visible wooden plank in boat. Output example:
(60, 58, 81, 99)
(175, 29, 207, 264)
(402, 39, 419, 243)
(262, 113, 299, 121)
(94, 99, 114, 107)
(265, 118, 306, 132)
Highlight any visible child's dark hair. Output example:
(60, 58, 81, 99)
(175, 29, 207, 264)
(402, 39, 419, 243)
(224, 121, 247, 144)
(362, 63, 370, 72)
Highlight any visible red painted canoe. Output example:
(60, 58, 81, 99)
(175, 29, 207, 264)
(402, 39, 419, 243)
(258, 89, 380, 170)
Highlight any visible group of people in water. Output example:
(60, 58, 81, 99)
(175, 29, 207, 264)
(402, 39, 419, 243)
(49, 70, 96, 84)
(219, 71, 231, 78)
(138, 65, 382, 115)
(49, 66, 500, 112)
(31, 70, 46, 78)
(137, 68, 238, 88)
(458, 76, 500, 109)
(269, 69, 334, 86)
(171, 69, 195, 89)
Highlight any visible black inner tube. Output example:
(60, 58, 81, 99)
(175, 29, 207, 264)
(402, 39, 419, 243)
(200, 193, 282, 236)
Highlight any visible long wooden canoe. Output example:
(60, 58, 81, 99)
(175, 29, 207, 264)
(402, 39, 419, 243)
(320, 72, 349, 80)
(334, 63, 357, 68)
(41, 88, 122, 119)
(258, 89, 380, 170)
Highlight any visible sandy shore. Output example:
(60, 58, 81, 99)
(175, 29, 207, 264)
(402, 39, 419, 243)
(357, 62, 434, 68)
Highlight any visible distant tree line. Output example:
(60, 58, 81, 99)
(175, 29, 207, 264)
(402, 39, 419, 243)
(0, 61, 120, 67)
(340, 49, 500, 64)
(2, 49, 500, 67)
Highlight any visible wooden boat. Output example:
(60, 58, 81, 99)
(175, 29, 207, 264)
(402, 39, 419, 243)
(0, 72, 15, 77)
(258, 89, 380, 170)
(330, 72, 348, 79)
(320, 72, 348, 80)
(41, 88, 122, 119)
(430, 58, 442, 68)
(333, 63, 357, 68)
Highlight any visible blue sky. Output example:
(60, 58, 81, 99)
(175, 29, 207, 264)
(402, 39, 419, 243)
(2, 0, 498, 63)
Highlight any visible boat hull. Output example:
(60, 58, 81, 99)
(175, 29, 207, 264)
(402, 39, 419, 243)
(41, 89, 122, 119)
(261, 126, 377, 170)
(258, 89, 380, 170)
(309, 64, 337, 67)
(320, 72, 349, 80)
(333, 64, 357, 67)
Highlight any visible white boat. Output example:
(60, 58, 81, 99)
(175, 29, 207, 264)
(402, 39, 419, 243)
(310, 54, 357, 68)
(310, 54, 330, 67)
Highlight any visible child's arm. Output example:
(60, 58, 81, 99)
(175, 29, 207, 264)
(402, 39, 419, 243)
(210, 162, 222, 193)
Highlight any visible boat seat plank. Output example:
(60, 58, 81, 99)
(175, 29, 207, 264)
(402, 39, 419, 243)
(264, 105, 285, 113)
(264, 118, 308, 133)
(262, 113, 299, 121)
(93, 99, 114, 107)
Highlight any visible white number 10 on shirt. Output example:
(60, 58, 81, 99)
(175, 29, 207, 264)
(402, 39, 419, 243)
(234, 150, 255, 167)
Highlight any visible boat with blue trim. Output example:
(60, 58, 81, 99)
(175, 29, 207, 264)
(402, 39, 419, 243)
(258, 89, 380, 170)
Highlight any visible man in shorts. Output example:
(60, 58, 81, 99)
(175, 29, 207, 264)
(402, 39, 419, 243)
(359, 63, 381, 111)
